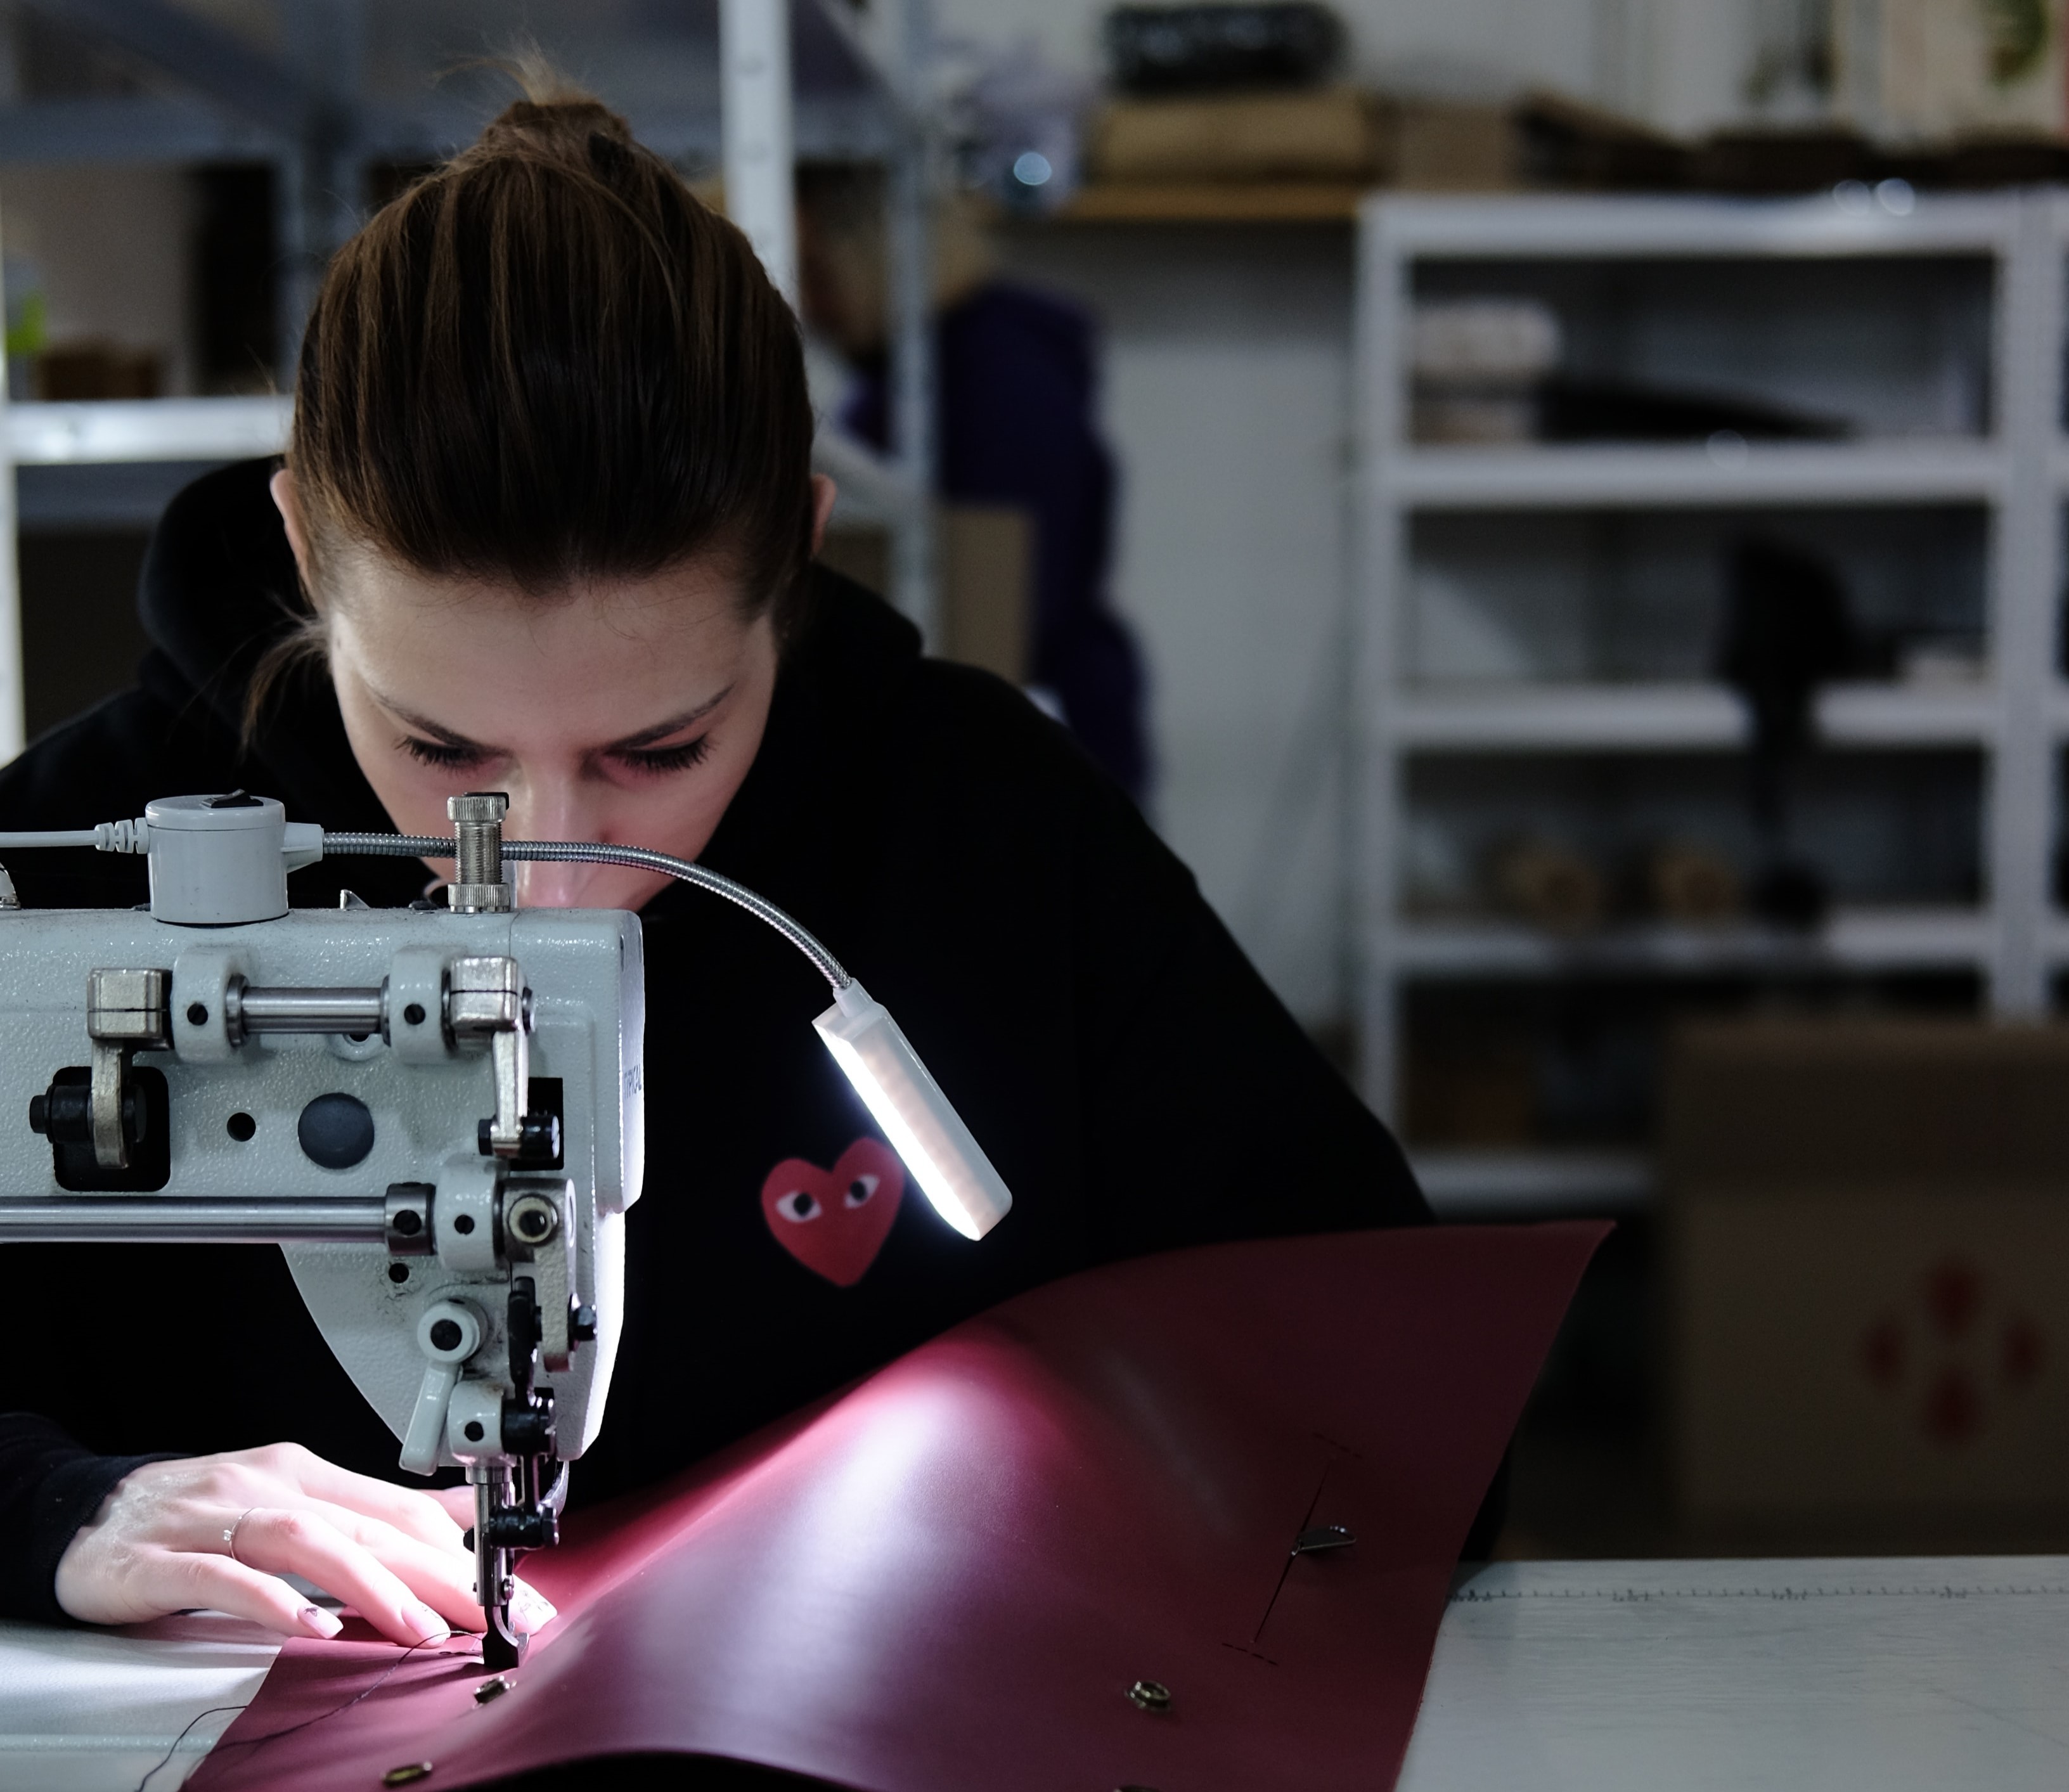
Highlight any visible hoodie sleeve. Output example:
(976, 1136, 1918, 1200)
(0, 1415, 177, 1623)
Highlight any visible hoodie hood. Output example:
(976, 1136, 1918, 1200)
(136, 457, 389, 829)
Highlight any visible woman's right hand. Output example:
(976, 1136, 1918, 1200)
(52, 1441, 555, 1646)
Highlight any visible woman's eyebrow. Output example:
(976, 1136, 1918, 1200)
(603, 688, 735, 752)
(366, 685, 734, 754)
(370, 690, 489, 750)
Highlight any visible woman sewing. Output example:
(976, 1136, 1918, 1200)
(0, 87, 1429, 1648)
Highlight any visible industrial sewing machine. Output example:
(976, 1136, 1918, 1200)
(0, 792, 1011, 1671)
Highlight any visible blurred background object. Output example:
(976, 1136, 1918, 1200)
(1645, 839, 1742, 925)
(1104, 2, 1345, 95)
(1715, 536, 1861, 927)
(955, 38, 1093, 214)
(797, 161, 1151, 799)
(1409, 296, 1561, 444)
(1489, 835, 1608, 935)
(1666, 1017, 2069, 1552)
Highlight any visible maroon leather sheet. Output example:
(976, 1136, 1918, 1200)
(190, 1222, 1605, 1792)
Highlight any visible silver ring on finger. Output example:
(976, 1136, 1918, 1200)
(224, 1507, 259, 1566)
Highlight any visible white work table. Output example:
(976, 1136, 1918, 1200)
(4, 1558, 2066, 1790)
(0, 1610, 276, 1790)
(1400, 1557, 2069, 1790)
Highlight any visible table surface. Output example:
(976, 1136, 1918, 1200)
(6, 1557, 2067, 1791)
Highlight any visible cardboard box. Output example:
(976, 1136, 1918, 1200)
(937, 504, 1031, 686)
(815, 502, 1031, 686)
(37, 339, 161, 400)
(1666, 1019, 2069, 1537)
(1088, 89, 1383, 184)
(1386, 92, 1688, 193)
(1386, 100, 1517, 191)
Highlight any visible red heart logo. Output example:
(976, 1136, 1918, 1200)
(760, 1138, 905, 1287)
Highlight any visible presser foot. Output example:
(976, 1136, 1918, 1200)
(473, 1473, 531, 1675)
(480, 1601, 529, 1673)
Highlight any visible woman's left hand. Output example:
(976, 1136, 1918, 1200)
(53, 1442, 555, 1645)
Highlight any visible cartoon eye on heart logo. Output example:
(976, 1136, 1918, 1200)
(759, 1137, 905, 1287)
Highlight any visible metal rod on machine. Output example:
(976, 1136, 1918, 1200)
(0, 1199, 389, 1243)
(231, 984, 386, 1035)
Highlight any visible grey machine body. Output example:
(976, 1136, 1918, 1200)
(0, 792, 647, 1668)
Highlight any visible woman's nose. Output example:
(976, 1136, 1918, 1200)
(504, 780, 593, 848)
(503, 782, 605, 907)
(515, 856, 609, 908)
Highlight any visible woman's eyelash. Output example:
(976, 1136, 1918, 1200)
(615, 736, 712, 775)
(399, 735, 489, 769)
(397, 733, 711, 775)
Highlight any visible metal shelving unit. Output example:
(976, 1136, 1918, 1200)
(0, 0, 936, 759)
(1355, 190, 2069, 1216)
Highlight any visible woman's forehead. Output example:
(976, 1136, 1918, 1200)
(326, 558, 764, 742)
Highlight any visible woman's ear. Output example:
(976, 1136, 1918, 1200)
(269, 467, 319, 603)
(808, 473, 837, 558)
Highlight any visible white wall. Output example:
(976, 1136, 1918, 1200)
(995, 224, 1360, 1024)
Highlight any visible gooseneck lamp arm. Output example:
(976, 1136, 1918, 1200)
(324, 832, 854, 988)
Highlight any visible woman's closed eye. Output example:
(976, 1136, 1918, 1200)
(611, 735, 713, 777)
(396, 733, 713, 777)
(399, 734, 493, 771)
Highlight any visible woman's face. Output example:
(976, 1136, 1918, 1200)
(273, 470, 833, 910)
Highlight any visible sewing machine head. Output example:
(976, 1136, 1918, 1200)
(0, 792, 641, 1669)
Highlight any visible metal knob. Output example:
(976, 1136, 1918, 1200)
(448, 792, 512, 913)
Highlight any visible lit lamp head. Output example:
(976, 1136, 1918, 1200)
(814, 981, 1013, 1241)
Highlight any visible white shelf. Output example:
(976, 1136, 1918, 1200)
(1389, 681, 1998, 752)
(4, 397, 293, 466)
(1387, 907, 1992, 979)
(1380, 442, 2006, 510)
(1363, 191, 2023, 259)
(1357, 193, 2067, 1122)
(0, 401, 916, 533)
(2040, 915, 2069, 968)
(1410, 1148, 1654, 1217)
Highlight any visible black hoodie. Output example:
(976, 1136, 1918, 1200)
(0, 460, 1428, 1621)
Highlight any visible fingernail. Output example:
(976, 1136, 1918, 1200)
(510, 1582, 558, 1635)
(299, 1606, 344, 1639)
(404, 1602, 451, 1646)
